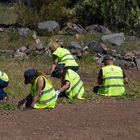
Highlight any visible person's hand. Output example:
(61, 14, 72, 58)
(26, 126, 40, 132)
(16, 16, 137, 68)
(55, 90, 60, 97)
(31, 103, 35, 108)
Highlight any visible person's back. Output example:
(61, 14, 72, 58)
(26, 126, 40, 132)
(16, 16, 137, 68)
(48, 41, 79, 78)
(53, 47, 78, 67)
(30, 75, 57, 109)
(63, 69, 84, 99)
(18, 68, 57, 109)
(97, 65, 125, 96)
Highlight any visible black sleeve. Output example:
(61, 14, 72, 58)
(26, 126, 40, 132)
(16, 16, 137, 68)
(98, 69, 102, 79)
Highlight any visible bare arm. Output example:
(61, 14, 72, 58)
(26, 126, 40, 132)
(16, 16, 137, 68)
(123, 71, 129, 84)
(50, 57, 58, 74)
(59, 81, 70, 93)
(31, 77, 44, 107)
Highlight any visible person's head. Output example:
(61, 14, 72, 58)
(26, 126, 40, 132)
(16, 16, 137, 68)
(24, 68, 37, 85)
(102, 55, 114, 66)
(47, 41, 61, 53)
(56, 64, 66, 78)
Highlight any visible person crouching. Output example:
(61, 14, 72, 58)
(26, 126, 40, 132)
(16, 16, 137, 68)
(55, 65, 84, 100)
(18, 68, 57, 109)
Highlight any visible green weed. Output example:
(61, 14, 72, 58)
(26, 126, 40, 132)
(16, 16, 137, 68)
(0, 102, 16, 110)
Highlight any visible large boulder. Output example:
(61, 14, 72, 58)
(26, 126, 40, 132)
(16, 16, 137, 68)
(87, 41, 107, 54)
(101, 33, 125, 46)
(37, 21, 60, 35)
(67, 41, 83, 58)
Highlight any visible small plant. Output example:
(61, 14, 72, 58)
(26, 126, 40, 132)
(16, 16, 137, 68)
(0, 102, 16, 110)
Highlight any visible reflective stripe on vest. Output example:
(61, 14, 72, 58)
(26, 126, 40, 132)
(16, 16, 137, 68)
(98, 65, 125, 96)
(59, 53, 75, 62)
(100, 84, 124, 88)
(102, 76, 123, 80)
(37, 94, 57, 104)
(67, 79, 81, 96)
(53, 47, 78, 66)
(65, 69, 84, 99)
(40, 87, 54, 96)
(73, 84, 83, 98)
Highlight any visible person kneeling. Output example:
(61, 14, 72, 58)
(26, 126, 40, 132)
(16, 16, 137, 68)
(18, 68, 57, 109)
(55, 65, 84, 100)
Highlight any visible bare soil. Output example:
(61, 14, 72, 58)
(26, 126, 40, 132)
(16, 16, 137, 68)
(0, 69, 140, 140)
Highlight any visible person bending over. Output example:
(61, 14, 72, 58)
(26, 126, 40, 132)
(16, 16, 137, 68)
(18, 68, 57, 109)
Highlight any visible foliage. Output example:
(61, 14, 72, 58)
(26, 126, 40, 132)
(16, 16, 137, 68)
(15, 3, 41, 25)
(14, 0, 140, 32)
(76, 0, 140, 31)
(0, 3, 17, 24)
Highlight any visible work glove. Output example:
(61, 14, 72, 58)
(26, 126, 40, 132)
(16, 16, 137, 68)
(55, 90, 61, 97)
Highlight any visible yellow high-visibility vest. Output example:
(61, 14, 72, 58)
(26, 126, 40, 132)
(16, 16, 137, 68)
(53, 47, 78, 67)
(64, 69, 84, 99)
(30, 76, 57, 109)
(0, 71, 9, 82)
(98, 65, 125, 96)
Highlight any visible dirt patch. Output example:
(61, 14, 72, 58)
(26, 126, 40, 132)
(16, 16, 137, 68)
(0, 98, 140, 140)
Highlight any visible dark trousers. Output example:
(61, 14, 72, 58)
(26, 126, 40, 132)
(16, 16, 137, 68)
(0, 79, 9, 100)
(93, 86, 100, 93)
(65, 66, 79, 71)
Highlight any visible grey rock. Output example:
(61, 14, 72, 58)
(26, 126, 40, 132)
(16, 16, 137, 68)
(0, 28, 4, 32)
(88, 41, 107, 54)
(18, 28, 31, 37)
(37, 21, 60, 34)
(36, 43, 44, 50)
(67, 41, 83, 58)
(67, 41, 82, 51)
(101, 33, 125, 46)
